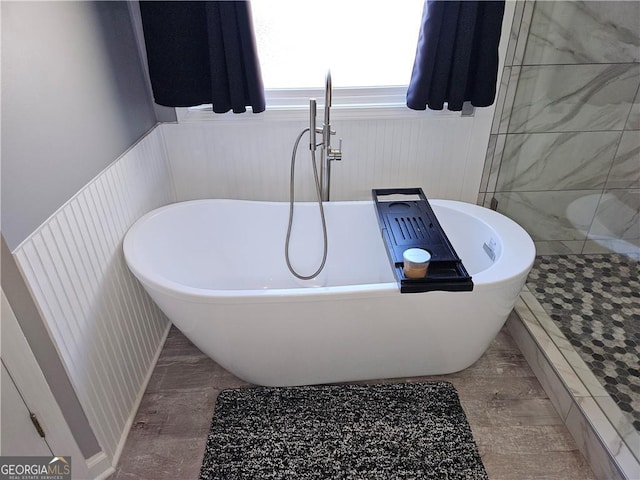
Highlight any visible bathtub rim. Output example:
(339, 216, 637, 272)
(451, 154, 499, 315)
(123, 198, 535, 300)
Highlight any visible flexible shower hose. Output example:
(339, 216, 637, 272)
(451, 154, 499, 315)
(285, 128, 328, 280)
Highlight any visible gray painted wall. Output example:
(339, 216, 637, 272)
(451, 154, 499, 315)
(1, 0, 157, 457)
(1, 0, 157, 250)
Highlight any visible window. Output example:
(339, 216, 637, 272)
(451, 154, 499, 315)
(251, 0, 424, 90)
(251, 0, 423, 112)
(177, 0, 433, 121)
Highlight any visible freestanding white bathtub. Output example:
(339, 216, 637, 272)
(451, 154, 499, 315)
(123, 199, 535, 386)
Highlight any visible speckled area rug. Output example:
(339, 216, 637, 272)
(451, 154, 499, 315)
(199, 382, 487, 480)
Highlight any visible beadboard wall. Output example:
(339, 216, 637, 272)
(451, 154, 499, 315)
(161, 109, 493, 205)
(12, 127, 175, 464)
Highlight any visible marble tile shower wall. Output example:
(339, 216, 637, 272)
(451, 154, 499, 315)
(480, 1, 640, 256)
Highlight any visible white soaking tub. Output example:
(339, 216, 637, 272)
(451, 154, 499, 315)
(124, 199, 535, 386)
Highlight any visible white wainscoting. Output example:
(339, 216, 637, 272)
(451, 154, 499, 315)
(161, 108, 492, 204)
(13, 126, 175, 465)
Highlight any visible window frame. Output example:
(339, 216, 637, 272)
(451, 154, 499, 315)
(175, 86, 461, 123)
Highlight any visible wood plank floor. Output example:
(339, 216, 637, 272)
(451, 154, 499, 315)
(111, 320, 596, 480)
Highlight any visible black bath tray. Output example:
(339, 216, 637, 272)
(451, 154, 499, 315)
(372, 188, 473, 294)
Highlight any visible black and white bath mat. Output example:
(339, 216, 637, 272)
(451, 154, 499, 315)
(199, 382, 488, 480)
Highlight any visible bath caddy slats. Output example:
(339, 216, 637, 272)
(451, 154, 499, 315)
(372, 188, 473, 294)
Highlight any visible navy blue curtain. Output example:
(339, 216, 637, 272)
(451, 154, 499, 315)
(140, 1, 265, 113)
(407, 1, 505, 112)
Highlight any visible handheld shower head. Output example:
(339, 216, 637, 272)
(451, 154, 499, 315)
(323, 70, 332, 150)
(324, 70, 332, 127)
(309, 98, 317, 151)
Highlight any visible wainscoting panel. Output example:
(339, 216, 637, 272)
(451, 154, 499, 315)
(161, 113, 486, 205)
(13, 127, 175, 461)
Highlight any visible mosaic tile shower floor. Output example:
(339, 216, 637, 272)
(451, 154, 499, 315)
(526, 254, 639, 432)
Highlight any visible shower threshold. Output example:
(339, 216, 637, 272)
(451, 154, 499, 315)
(508, 285, 639, 480)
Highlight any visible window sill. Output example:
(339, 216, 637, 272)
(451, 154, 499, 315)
(175, 86, 464, 123)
